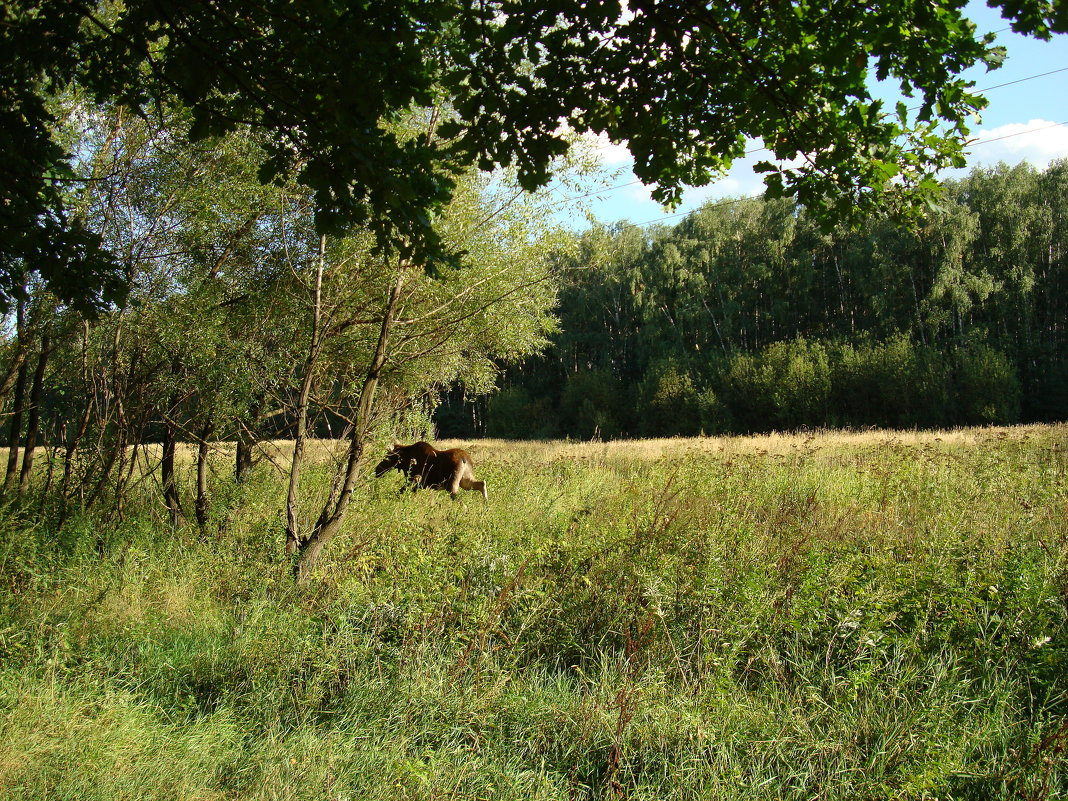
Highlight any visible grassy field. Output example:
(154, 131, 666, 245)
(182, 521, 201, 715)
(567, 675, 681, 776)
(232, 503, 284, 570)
(1, 425, 1066, 800)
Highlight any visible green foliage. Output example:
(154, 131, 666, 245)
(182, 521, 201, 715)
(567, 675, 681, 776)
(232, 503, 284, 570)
(491, 161, 1066, 437)
(560, 368, 631, 440)
(5, 0, 1066, 312)
(762, 339, 833, 430)
(2, 428, 1067, 799)
(638, 361, 710, 437)
(953, 342, 1022, 425)
(486, 387, 556, 439)
(829, 335, 953, 429)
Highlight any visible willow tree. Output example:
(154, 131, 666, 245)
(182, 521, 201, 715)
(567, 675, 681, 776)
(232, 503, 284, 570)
(278, 163, 565, 580)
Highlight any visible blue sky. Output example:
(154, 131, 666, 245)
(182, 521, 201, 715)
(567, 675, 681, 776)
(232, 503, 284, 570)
(552, 1, 1068, 229)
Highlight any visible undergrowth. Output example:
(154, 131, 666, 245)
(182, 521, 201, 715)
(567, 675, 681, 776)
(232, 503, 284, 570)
(1, 426, 1066, 799)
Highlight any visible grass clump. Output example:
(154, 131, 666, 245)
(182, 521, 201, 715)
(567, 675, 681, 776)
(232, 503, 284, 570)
(1, 425, 1067, 799)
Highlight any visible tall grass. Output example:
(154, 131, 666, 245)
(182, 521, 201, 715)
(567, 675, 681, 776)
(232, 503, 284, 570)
(2, 425, 1066, 799)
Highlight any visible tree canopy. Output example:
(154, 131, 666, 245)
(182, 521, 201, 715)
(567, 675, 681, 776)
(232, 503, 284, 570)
(3, 0, 1066, 313)
(459, 160, 1068, 439)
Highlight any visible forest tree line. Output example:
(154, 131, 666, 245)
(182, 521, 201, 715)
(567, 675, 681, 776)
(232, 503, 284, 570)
(436, 161, 1068, 439)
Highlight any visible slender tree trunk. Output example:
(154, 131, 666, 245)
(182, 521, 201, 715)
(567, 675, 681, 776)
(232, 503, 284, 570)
(0, 347, 28, 410)
(3, 296, 28, 493)
(161, 354, 184, 524)
(60, 322, 93, 525)
(40, 421, 63, 508)
(161, 404, 182, 525)
(4, 362, 28, 494)
(114, 437, 141, 522)
(294, 265, 405, 582)
(86, 324, 127, 514)
(235, 395, 269, 482)
(236, 425, 255, 483)
(111, 393, 133, 522)
(285, 235, 326, 555)
(18, 333, 52, 494)
(84, 430, 121, 513)
(195, 420, 213, 533)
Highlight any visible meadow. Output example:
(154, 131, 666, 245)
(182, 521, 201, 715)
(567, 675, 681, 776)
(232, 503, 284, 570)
(1, 425, 1066, 800)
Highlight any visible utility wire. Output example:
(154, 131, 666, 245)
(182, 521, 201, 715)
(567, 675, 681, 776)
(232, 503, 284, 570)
(593, 120, 1068, 230)
(560, 66, 1068, 207)
(969, 119, 1067, 146)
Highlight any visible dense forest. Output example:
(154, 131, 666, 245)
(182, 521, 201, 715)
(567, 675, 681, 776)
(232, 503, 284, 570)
(436, 161, 1068, 439)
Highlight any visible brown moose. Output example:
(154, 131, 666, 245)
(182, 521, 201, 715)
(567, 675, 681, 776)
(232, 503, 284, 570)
(374, 441, 488, 499)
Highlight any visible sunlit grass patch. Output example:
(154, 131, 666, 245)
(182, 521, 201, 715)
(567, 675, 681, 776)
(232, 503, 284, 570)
(2, 424, 1066, 799)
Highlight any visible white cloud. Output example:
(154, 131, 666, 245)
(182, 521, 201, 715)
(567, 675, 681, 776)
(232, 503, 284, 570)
(964, 119, 1068, 168)
(583, 131, 633, 166)
(625, 183, 656, 204)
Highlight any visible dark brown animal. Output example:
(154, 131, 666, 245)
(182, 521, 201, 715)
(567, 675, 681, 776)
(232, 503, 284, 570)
(375, 441, 488, 499)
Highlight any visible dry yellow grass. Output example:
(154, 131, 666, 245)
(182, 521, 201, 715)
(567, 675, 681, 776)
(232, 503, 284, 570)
(6, 423, 1063, 479)
(443, 422, 1064, 464)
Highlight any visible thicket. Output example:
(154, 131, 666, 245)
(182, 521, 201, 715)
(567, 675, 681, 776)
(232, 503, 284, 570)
(2, 428, 1066, 799)
(0, 98, 568, 576)
(446, 161, 1068, 439)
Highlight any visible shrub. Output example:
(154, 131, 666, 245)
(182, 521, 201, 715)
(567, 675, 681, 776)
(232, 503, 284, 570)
(485, 386, 557, 438)
(953, 342, 1021, 425)
(636, 361, 704, 436)
(764, 338, 832, 429)
(559, 368, 631, 439)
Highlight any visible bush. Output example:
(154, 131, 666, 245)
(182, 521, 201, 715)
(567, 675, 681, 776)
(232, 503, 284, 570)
(559, 368, 631, 439)
(485, 386, 556, 438)
(719, 352, 778, 433)
(636, 361, 704, 437)
(953, 342, 1021, 425)
(830, 335, 952, 429)
(765, 338, 832, 429)
(718, 339, 831, 431)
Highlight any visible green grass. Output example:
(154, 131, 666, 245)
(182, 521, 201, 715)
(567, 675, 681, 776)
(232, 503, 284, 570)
(2, 425, 1067, 799)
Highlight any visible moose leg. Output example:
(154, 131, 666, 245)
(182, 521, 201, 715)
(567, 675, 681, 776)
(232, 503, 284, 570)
(459, 477, 488, 500)
(448, 471, 463, 498)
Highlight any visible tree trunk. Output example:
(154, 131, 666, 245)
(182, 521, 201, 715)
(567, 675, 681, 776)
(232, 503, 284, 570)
(3, 295, 28, 493)
(161, 405, 182, 525)
(285, 235, 326, 556)
(18, 333, 52, 494)
(195, 420, 213, 533)
(83, 429, 121, 513)
(40, 421, 63, 506)
(59, 322, 93, 525)
(3, 361, 28, 494)
(85, 318, 128, 515)
(294, 265, 405, 582)
(235, 395, 269, 482)
(0, 347, 27, 410)
(161, 356, 184, 525)
(235, 427, 255, 483)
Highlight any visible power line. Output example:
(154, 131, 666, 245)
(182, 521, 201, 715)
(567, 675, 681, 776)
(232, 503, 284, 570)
(977, 66, 1068, 93)
(574, 62, 1068, 189)
(969, 119, 1067, 146)
(554, 57, 1067, 216)
(594, 120, 1068, 230)
(562, 110, 1066, 209)
(740, 65, 1068, 157)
